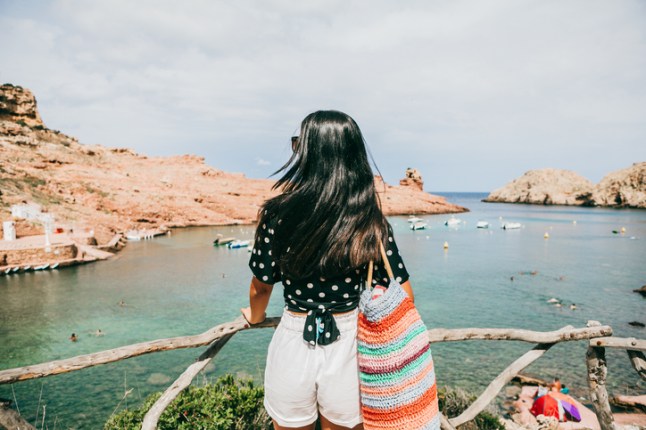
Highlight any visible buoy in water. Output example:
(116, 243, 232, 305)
(544, 232, 550, 239)
(443, 241, 449, 249)
(621, 227, 626, 234)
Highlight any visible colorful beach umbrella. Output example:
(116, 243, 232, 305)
(531, 394, 562, 420)
(547, 392, 582, 422)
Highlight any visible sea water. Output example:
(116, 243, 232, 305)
(1, 193, 645, 429)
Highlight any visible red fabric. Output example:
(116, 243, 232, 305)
(531, 394, 561, 420)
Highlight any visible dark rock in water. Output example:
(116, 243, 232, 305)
(628, 321, 645, 328)
(633, 285, 646, 297)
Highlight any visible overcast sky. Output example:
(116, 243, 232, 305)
(2, 0, 645, 191)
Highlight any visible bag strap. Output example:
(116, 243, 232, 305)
(379, 241, 395, 280)
(365, 241, 395, 289)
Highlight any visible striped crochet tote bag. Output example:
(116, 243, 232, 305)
(357, 242, 440, 430)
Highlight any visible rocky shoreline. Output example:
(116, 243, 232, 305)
(0, 84, 467, 268)
(483, 164, 645, 209)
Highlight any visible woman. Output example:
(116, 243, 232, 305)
(242, 110, 413, 430)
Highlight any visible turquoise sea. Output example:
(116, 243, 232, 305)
(1, 193, 645, 429)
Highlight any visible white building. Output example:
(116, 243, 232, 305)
(11, 203, 42, 220)
(3, 221, 16, 241)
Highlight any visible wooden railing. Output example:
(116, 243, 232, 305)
(1, 319, 644, 430)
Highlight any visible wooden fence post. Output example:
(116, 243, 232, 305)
(586, 346, 615, 430)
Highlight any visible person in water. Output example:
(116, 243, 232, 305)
(242, 110, 414, 430)
(69, 333, 78, 342)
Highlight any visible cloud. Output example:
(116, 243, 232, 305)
(1, 0, 645, 190)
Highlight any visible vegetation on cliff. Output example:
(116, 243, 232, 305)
(104, 374, 504, 430)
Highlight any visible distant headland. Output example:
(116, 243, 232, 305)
(483, 164, 645, 209)
(0, 83, 467, 247)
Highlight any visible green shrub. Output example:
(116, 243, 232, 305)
(104, 374, 271, 430)
(438, 386, 505, 430)
(104, 375, 503, 430)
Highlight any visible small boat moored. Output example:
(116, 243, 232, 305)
(502, 222, 522, 230)
(407, 216, 424, 224)
(213, 236, 236, 246)
(444, 216, 462, 227)
(476, 221, 489, 229)
(410, 221, 428, 231)
(227, 240, 250, 249)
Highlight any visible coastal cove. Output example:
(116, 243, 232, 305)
(1, 193, 645, 429)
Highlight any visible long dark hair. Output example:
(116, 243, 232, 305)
(258, 110, 387, 279)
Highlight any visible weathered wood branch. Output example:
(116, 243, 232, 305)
(0, 403, 36, 430)
(627, 350, 646, 381)
(0, 323, 613, 386)
(0, 317, 281, 385)
(590, 337, 646, 352)
(440, 413, 457, 430)
(141, 332, 236, 430)
(449, 343, 554, 428)
(586, 346, 616, 430)
(428, 325, 612, 344)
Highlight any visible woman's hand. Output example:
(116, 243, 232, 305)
(241, 306, 266, 325)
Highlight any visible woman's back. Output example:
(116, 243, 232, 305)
(242, 110, 415, 430)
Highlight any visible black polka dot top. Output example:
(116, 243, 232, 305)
(249, 217, 409, 345)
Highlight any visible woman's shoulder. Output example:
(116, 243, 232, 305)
(258, 209, 281, 229)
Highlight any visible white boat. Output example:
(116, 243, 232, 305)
(410, 221, 428, 231)
(126, 230, 142, 240)
(22, 265, 32, 271)
(444, 216, 462, 227)
(476, 221, 489, 229)
(11, 267, 20, 273)
(407, 216, 424, 224)
(213, 237, 235, 246)
(502, 222, 522, 230)
(50, 263, 59, 269)
(228, 240, 250, 249)
(4, 268, 11, 274)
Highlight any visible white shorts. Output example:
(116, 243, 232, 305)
(264, 309, 362, 428)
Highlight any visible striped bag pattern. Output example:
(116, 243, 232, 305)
(357, 244, 440, 430)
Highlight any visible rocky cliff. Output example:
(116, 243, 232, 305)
(591, 163, 646, 208)
(0, 84, 466, 244)
(484, 164, 645, 209)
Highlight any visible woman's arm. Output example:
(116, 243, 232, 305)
(400, 280, 414, 302)
(241, 276, 274, 324)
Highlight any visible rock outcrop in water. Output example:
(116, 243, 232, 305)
(484, 169, 594, 206)
(590, 163, 646, 208)
(484, 164, 646, 209)
(0, 84, 467, 244)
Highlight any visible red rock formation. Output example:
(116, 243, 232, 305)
(399, 167, 424, 192)
(0, 84, 467, 244)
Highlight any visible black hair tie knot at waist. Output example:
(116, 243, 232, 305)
(303, 308, 341, 346)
